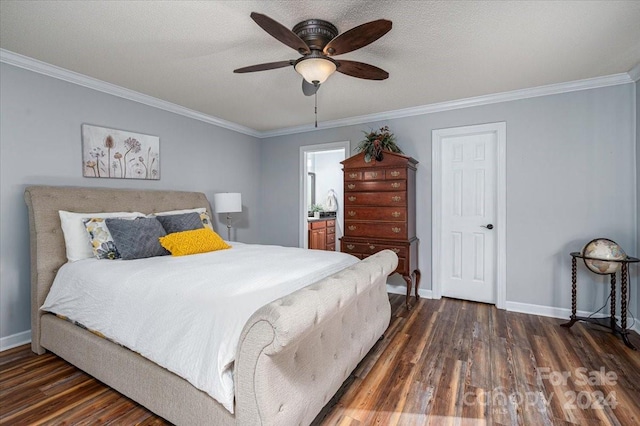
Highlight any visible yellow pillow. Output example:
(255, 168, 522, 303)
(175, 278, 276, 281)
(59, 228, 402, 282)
(159, 228, 230, 256)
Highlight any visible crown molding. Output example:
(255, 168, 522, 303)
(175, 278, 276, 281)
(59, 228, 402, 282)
(0, 49, 261, 138)
(261, 72, 634, 138)
(628, 62, 640, 82)
(2, 49, 635, 140)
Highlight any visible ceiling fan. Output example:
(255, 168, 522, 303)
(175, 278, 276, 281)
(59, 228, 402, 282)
(234, 13, 392, 96)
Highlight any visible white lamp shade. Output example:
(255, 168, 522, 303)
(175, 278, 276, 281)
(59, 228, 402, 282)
(214, 193, 242, 213)
(294, 58, 337, 84)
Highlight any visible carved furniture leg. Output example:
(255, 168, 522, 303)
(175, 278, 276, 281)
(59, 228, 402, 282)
(610, 273, 616, 331)
(402, 274, 413, 310)
(620, 264, 636, 350)
(413, 269, 421, 300)
(561, 256, 578, 328)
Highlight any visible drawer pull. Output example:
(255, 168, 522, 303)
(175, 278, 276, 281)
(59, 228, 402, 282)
(391, 211, 401, 218)
(348, 196, 357, 202)
(348, 211, 356, 216)
(392, 248, 400, 254)
(347, 244, 355, 250)
(349, 173, 358, 178)
(391, 227, 401, 233)
(390, 182, 400, 188)
(369, 245, 376, 250)
(347, 183, 356, 189)
(391, 196, 401, 202)
(390, 171, 400, 177)
(348, 225, 357, 231)
(371, 172, 378, 178)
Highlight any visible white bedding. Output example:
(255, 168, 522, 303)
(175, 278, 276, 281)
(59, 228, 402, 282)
(41, 243, 358, 413)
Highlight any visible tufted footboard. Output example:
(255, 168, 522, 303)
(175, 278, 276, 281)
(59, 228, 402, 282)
(234, 250, 397, 425)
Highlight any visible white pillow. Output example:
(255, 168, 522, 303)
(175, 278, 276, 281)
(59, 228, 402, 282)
(59, 210, 143, 262)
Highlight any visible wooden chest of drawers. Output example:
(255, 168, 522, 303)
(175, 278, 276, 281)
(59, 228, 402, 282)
(341, 151, 420, 309)
(308, 218, 336, 251)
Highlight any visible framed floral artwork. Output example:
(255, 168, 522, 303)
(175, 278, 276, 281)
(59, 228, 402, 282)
(81, 124, 160, 180)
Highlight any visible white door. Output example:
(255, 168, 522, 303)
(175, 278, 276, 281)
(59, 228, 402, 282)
(437, 127, 501, 304)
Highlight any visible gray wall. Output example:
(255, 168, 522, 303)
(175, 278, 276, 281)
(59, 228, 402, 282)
(259, 84, 638, 314)
(0, 63, 261, 339)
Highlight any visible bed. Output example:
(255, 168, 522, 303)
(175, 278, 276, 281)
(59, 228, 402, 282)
(24, 185, 397, 425)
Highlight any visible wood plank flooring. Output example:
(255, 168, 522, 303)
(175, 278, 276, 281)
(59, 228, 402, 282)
(2, 295, 639, 425)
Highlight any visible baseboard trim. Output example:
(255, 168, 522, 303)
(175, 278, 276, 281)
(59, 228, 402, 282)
(505, 301, 588, 319)
(0, 330, 31, 352)
(386, 284, 432, 299)
(505, 301, 638, 334)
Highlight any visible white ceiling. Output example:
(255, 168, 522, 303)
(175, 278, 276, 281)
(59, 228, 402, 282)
(1, 1, 639, 133)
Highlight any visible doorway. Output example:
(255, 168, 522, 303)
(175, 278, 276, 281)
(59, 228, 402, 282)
(299, 141, 350, 249)
(432, 123, 506, 308)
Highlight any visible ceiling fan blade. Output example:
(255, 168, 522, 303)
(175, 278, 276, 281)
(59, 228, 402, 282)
(324, 19, 392, 56)
(250, 12, 310, 54)
(233, 60, 293, 73)
(302, 79, 320, 96)
(336, 60, 389, 80)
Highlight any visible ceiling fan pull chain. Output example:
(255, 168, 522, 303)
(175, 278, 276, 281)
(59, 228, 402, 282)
(314, 89, 318, 128)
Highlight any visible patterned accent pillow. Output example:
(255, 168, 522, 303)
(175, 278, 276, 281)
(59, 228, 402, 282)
(199, 211, 214, 231)
(156, 212, 204, 234)
(159, 228, 230, 256)
(83, 218, 121, 260)
(105, 217, 169, 260)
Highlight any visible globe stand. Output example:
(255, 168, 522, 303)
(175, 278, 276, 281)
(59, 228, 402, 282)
(561, 252, 639, 350)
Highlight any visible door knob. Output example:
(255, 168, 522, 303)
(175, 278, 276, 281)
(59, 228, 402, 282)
(481, 224, 494, 230)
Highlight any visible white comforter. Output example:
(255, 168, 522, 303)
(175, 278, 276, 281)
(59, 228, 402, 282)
(41, 243, 358, 413)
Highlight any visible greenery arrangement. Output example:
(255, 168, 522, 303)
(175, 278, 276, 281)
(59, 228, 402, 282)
(355, 126, 403, 162)
(310, 204, 324, 213)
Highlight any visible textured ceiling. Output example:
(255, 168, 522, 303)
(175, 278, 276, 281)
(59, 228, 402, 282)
(1, 1, 639, 133)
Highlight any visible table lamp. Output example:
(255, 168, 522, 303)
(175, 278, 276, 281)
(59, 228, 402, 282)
(213, 192, 242, 241)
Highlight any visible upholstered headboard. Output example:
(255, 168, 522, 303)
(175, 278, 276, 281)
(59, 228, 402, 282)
(24, 185, 213, 354)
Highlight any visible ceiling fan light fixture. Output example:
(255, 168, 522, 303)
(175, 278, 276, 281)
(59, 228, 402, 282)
(294, 57, 337, 84)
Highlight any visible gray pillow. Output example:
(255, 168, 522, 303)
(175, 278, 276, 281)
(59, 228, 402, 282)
(105, 217, 169, 260)
(156, 212, 204, 234)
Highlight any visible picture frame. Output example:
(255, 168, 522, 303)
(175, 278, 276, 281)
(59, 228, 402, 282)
(81, 124, 160, 180)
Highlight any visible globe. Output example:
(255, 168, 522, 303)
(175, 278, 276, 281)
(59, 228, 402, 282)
(581, 238, 626, 275)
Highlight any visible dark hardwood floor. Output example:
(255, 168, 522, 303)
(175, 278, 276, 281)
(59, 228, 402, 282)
(2, 295, 639, 425)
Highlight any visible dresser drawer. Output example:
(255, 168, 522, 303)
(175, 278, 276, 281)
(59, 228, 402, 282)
(310, 220, 326, 229)
(345, 180, 406, 192)
(341, 245, 408, 275)
(326, 243, 336, 251)
(345, 207, 406, 221)
(326, 220, 335, 228)
(386, 168, 407, 179)
(326, 226, 335, 235)
(345, 171, 363, 181)
(345, 222, 407, 238)
(326, 233, 335, 243)
(363, 170, 383, 180)
(342, 241, 408, 257)
(345, 192, 406, 206)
